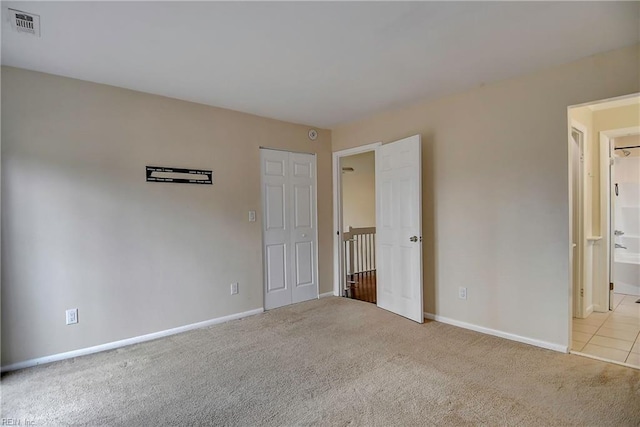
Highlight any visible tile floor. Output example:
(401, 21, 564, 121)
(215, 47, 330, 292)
(572, 293, 640, 367)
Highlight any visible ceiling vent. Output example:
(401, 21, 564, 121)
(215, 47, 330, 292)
(8, 8, 40, 37)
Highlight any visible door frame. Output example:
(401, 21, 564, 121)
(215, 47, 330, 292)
(566, 92, 639, 354)
(332, 142, 381, 297)
(599, 126, 640, 312)
(260, 147, 320, 309)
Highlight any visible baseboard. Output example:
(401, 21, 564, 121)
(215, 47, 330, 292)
(318, 292, 335, 298)
(1, 307, 264, 373)
(615, 282, 640, 296)
(424, 312, 568, 353)
(585, 305, 594, 317)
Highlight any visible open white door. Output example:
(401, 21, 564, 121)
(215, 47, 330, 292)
(376, 135, 423, 323)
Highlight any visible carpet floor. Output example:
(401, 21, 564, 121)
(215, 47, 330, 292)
(2, 297, 640, 426)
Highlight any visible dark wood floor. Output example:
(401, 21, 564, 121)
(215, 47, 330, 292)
(348, 271, 376, 303)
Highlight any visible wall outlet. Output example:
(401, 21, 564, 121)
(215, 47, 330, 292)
(248, 210, 256, 222)
(66, 308, 78, 325)
(231, 283, 239, 295)
(458, 287, 467, 300)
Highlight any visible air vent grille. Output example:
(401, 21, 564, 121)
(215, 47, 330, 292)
(8, 8, 40, 37)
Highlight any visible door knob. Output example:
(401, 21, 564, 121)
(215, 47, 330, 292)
(410, 236, 418, 242)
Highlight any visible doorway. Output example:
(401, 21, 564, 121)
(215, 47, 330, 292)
(340, 151, 377, 303)
(333, 135, 424, 323)
(567, 94, 640, 368)
(333, 143, 380, 302)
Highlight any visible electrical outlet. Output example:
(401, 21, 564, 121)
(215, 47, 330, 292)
(66, 308, 78, 325)
(458, 287, 467, 300)
(231, 283, 239, 295)
(248, 210, 256, 222)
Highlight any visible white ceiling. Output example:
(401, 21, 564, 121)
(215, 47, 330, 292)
(2, 2, 639, 128)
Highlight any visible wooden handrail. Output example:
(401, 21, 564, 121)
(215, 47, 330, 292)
(342, 226, 376, 241)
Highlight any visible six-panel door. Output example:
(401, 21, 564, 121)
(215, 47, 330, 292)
(261, 149, 318, 310)
(376, 135, 423, 323)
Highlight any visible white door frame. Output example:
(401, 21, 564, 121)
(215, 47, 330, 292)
(332, 142, 381, 297)
(599, 126, 640, 311)
(566, 92, 639, 353)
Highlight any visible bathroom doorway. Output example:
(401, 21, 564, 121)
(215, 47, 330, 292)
(567, 94, 640, 368)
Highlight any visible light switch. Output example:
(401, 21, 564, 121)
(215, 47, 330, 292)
(249, 210, 256, 222)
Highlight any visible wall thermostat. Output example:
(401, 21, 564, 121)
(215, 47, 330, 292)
(308, 129, 318, 141)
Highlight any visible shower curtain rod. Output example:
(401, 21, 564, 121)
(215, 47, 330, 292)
(614, 145, 640, 150)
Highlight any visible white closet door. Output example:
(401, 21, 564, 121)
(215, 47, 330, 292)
(376, 135, 423, 323)
(262, 149, 292, 310)
(289, 152, 318, 304)
(261, 149, 318, 310)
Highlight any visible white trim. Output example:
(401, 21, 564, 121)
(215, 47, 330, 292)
(332, 142, 381, 298)
(601, 126, 640, 138)
(1, 308, 264, 373)
(313, 152, 320, 302)
(424, 312, 568, 353)
(599, 132, 612, 311)
(587, 96, 639, 111)
(585, 305, 594, 317)
(568, 92, 639, 110)
(570, 119, 587, 320)
(570, 350, 640, 371)
(318, 292, 334, 299)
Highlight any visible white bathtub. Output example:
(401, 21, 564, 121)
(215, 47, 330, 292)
(614, 236, 640, 296)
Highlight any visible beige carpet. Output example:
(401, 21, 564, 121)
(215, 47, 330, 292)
(2, 297, 639, 426)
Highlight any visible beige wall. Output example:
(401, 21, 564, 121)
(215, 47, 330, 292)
(615, 134, 640, 157)
(1, 67, 333, 365)
(2, 45, 639, 365)
(332, 44, 639, 348)
(340, 152, 375, 231)
(594, 104, 640, 132)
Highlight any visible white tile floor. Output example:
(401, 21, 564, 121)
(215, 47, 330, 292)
(572, 293, 640, 367)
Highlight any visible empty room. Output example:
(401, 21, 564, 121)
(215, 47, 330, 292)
(2, 2, 640, 425)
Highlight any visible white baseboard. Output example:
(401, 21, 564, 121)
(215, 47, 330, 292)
(1, 307, 264, 373)
(585, 305, 594, 317)
(318, 292, 335, 298)
(615, 282, 640, 296)
(424, 312, 568, 353)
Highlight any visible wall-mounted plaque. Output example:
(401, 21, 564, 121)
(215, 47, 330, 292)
(146, 166, 213, 185)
